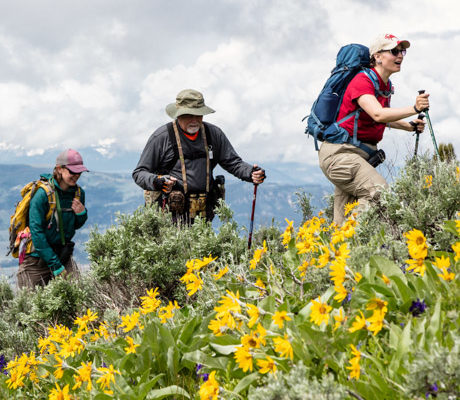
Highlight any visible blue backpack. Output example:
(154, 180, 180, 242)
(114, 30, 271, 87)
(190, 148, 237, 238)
(305, 43, 392, 154)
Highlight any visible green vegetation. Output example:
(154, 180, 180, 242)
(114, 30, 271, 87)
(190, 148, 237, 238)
(0, 157, 459, 399)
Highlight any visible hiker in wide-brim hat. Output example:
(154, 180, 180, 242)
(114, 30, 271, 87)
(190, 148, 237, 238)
(133, 88, 266, 224)
(318, 33, 430, 225)
(165, 89, 215, 119)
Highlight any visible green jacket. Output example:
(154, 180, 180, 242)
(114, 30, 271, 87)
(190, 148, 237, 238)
(29, 173, 87, 272)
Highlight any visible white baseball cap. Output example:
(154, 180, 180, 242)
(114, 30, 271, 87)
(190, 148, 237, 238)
(369, 34, 410, 57)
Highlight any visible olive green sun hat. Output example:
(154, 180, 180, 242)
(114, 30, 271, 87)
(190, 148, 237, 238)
(165, 89, 215, 119)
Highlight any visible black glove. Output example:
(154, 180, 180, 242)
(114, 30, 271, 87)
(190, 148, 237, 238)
(153, 176, 167, 191)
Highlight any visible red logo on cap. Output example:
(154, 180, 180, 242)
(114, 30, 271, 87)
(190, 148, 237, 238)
(384, 34, 397, 40)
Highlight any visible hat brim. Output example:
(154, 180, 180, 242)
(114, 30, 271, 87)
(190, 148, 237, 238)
(382, 39, 411, 51)
(165, 103, 215, 119)
(67, 165, 89, 173)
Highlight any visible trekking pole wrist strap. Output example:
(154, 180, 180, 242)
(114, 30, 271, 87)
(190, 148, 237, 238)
(413, 105, 422, 114)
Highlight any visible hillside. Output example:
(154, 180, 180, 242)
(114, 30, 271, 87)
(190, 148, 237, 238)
(0, 163, 332, 277)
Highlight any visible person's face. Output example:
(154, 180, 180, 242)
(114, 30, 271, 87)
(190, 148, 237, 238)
(57, 166, 81, 187)
(375, 45, 406, 73)
(177, 114, 203, 134)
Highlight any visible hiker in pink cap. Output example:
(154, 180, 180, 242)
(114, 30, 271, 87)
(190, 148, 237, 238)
(17, 149, 89, 289)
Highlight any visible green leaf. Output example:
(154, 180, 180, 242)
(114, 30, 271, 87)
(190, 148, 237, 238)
(137, 374, 164, 400)
(443, 220, 459, 237)
(370, 255, 406, 282)
(232, 372, 259, 394)
(147, 385, 190, 399)
(177, 316, 200, 347)
(182, 350, 228, 371)
(209, 343, 238, 355)
(426, 297, 442, 342)
(391, 275, 415, 305)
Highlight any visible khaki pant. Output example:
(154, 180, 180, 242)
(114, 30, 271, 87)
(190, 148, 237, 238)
(318, 141, 388, 225)
(17, 255, 80, 289)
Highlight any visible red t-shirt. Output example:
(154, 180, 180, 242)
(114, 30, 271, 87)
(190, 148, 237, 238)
(337, 69, 391, 144)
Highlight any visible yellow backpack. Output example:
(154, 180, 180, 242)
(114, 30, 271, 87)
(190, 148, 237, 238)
(8, 178, 57, 260)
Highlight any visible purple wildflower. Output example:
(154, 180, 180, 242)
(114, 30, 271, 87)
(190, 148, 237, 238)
(201, 373, 209, 382)
(0, 354, 7, 375)
(409, 299, 427, 317)
(425, 382, 438, 398)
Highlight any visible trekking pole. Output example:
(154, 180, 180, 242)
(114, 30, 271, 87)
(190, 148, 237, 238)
(418, 89, 440, 158)
(247, 184, 258, 250)
(413, 112, 425, 158)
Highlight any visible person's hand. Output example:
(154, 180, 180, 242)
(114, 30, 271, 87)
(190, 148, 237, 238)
(162, 176, 177, 193)
(72, 198, 85, 214)
(154, 176, 177, 193)
(414, 93, 429, 113)
(52, 265, 65, 277)
(409, 118, 426, 133)
(251, 164, 266, 185)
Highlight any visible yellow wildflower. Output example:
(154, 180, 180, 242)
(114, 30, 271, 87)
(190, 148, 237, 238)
(404, 229, 428, 260)
(74, 309, 98, 332)
(96, 364, 120, 391)
(212, 265, 229, 280)
(250, 240, 267, 270)
(354, 272, 362, 282)
(433, 255, 450, 270)
(317, 246, 330, 268)
(118, 311, 143, 333)
(241, 332, 262, 349)
(273, 334, 293, 359)
(366, 298, 388, 314)
(423, 175, 433, 188)
(246, 304, 260, 328)
(349, 311, 366, 333)
(367, 310, 385, 336)
(257, 356, 277, 374)
(72, 361, 93, 391)
(329, 259, 346, 285)
(333, 308, 346, 331)
(453, 242, 460, 261)
(281, 219, 294, 247)
(208, 317, 228, 336)
(346, 344, 361, 380)
(184, 273, 204, 296)
(272, 310, 292, 329)
(438, 268, 455, 281)
(344, 200, 359, 216)
(140, 287, 161, 314)
(195, 255, 218, 270)
(53, 356, 66, 379)
(255, 278, 266, 296)
(234, 346, 253, 372)
(298, 260, 309, 277)
(49, 383, 71, 400)
(199, 370, 219, 400)
(333, 283, 348, 302)
(124, 336, 140, 354)
(380, 273, 390, 285)
(214, 290, 241, 317)
(310, 297, 332, 326)
(405, 258, 426, 276)
(158, 301, 180, 323)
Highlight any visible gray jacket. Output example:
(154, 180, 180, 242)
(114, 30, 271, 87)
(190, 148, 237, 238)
(132, 122, 253, 193)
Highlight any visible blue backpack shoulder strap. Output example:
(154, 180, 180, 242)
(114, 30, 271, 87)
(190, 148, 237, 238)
(360, 69, 392, 98)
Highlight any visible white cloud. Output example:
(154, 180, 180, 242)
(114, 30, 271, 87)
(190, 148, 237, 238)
(0, 0, 458, 167)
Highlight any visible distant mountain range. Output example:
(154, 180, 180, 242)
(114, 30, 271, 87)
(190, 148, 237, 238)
(0, 163, 332, 281)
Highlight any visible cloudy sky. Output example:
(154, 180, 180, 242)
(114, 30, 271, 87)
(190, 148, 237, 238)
(0, 0, 459, 172)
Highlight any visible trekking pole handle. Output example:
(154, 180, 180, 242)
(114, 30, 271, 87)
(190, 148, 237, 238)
(417, 89, 429, 111)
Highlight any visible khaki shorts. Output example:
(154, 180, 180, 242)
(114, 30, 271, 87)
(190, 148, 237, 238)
(318, 141, 388, 225)
(17, 255, 80, 289)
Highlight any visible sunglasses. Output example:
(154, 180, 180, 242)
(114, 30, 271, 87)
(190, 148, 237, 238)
(64, 167, 81, 176)
(380, 48, 407, 56)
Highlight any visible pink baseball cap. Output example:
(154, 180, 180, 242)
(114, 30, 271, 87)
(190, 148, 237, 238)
(369, 34, 410, 57)
(56, 149, 89, 173)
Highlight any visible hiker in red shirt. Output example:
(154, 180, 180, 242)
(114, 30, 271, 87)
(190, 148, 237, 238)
(319, 34, 429, 225)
